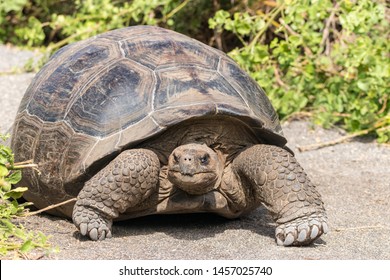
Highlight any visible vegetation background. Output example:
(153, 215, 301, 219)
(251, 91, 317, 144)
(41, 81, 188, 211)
(1, 0, 389, 141)
(0, 0, 389, 258)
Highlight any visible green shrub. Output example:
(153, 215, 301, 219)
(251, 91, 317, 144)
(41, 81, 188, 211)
(0, 0, 190, 48)
(209, 0, 389, 142)
(1, 0, 389, 142)
(0, 134, 53, 258)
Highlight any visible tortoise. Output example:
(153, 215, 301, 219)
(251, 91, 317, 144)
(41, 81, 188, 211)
(11, 25, 328, 245)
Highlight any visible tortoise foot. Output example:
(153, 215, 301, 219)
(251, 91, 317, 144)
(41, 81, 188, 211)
(73, 206, 113, 241)
(275, 213, 328, 246)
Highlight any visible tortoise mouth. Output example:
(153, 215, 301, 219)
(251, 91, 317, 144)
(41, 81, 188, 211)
(170, 169, 214, 176)
(168, 170, 218, 195)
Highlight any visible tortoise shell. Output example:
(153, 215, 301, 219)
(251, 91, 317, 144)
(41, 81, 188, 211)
(11, 25, 286, 207)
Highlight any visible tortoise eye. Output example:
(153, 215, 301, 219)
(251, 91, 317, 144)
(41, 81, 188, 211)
(173, 154, 179, 163)
(199, 154, 210, 165)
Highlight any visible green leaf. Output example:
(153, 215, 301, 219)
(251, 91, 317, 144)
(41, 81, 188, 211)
(0, 0, 27, 13)
(357, 80, 369, 91)
(0, 218, 14, 231)
(208, 10, 230, 29)
(0, 133, 10, 141)
(1, 180, 12, 192)
(0, 145, 14, 165)
(0, 164, 8, 177)
(20, 240, 33, 253)
(3, 187, 28, 200)
(6, 170, 22, 185)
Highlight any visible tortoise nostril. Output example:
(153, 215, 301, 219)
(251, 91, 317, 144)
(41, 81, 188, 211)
(183, 156, 193, 162)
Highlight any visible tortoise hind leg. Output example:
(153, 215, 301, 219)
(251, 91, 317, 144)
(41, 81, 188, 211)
(233, 144, 328, 246)
(72, 149, 160, 241)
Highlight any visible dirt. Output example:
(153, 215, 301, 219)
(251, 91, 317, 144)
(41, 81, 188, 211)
(1, 45, 389, 260)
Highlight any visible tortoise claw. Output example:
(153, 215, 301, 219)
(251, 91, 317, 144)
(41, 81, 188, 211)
(73, 206, 113, 241)
(275, 213, 328, 246)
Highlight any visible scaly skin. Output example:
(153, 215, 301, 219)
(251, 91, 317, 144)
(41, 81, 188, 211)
(233, 144, 328, 246)
(72, 149, 160, 240)
(72, 142, 327, 245)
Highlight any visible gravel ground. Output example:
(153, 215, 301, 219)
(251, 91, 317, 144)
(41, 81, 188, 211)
(1, 45, 389, 260)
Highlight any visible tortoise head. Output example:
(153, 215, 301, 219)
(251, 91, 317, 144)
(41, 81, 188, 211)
(167, 143, 223, 195)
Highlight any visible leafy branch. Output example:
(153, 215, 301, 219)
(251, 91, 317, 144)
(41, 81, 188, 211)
(0, 134, 53, 259)
(209, 0, 390, 143)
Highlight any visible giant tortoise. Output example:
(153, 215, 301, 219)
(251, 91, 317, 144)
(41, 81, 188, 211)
(11, 25, 327, 245)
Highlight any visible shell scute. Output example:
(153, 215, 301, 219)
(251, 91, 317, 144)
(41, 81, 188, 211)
(120, 35, 220, 70)
(24, 40, 121, 123)
(218, 58, 281, 134)
(65, 59, 155, 137)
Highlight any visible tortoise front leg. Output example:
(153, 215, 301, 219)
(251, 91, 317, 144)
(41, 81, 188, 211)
(72, 149, 160, 241)
(233, 144, 328, 246)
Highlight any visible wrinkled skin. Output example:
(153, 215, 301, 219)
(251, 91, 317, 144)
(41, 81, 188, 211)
(168, 144, 222, 195)
(73, 119, 328, 245)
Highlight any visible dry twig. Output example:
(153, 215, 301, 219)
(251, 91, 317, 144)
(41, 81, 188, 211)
(297, 118, 390, 152)
(25, 198, 77, 216)
(279, 18, 313, 56)
(273, 65, 289, 90)
(320, 2, 340, 55)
